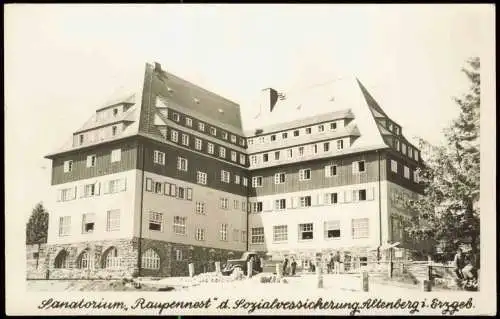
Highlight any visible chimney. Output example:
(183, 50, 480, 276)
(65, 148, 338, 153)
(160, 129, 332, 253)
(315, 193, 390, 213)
(260, 88, 279, 113)
(154, 62, 162, 72)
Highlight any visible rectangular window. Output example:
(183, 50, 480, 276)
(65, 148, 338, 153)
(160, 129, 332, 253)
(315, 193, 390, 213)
(282, 132, 288, 139)
(86, 155, 96, 167)
(258, 136, 265, 144)
(169, 184, 177, 197)
(197, 171, 207, 185)
(208, 143, 214, 154)
(234, 175, 240, 184)
(84, 183, 97, 197)
(181, 134, 189, 146)
(358, 189, 367, 201)
(171, 130, 179, 142)
(82, 213, 96, 234)
(330, 122, 337, 130)
(220, 224, 228, 241)
(186, 117, 193, 127)
(64, 160, 73, 173)
(177, 157, 188, 171)
(241, 200, 247, 212)
(273, 225, 288, 242)
(352, 218, 369, 239)
(325, 165, 337, 177)
(252, 176, 263, 187)
(59, 187, 75, 202)
(194, 201, 206, 214)
(313, 144, 318, 154)
(402, 143, 407, 155)
(241, 230, 247, 242)
(107, 178, 126, 193)
(274, 172, 286, 184)
(248, 139, 254, 145)
(112, 126, 118, 136)
(353, 161, 366, 173)
(231, 151, 237, 162)
(414, 151, 419, 161)
(220, 198, 229, 209)
(79, 134, 84, 145)
(391, 160, 398, 173)
(323, 142, 330, 152)
(219, 147, 226, 158)
(251, 227, 264, 244)
(337, 140, 344, 150)
(263, 153, 269, 162)
(230, 135, 237, 143)
(299, 196, 312, 207)
(220, 170, 230, 183)
(299, 223, 314, 240)
(195, 138, 202, 150)
(274, 199, 286, 210)
(404, 166, 410, 179)
(287, 149, 293, 158)
(252, 202, 263, 213)
(270, 135, 276, 141)
(233, 199, 239, 210)
(149, 212, 163, 231)
(172, 113, 180, 122)
(111, 149, 121, 162)
(198, 122, 205, 131)
(305, 127, 312, 134)
(325, 192, 338, 204)
(274, 151, 280, 160)
(242, 177, 248, 187)
(240, 154, 246, 165)
(175, 249, 183, 261)
(318, 124, 325, 132)
(413, 170, 419, 183)
(195, 228, 205, 241)
(222, 132, 228, 140)
(58, 216, 71, 236)
(154, 181, 163, 194)
(106, 209, 120, 232)
(293, 130, 300, 137)
(153, 150, 166, 165)
(250, 155, 257, 165)
(239, 138, 245, 146)
(177, 187, 186, 199)
(173, 216, 187, 235)
(324, 220, 340, 239)
(299, 169, 311, 181)
(210, 127, 217, 136)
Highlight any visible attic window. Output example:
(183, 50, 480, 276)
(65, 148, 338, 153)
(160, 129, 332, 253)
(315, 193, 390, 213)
(255, 129, 263, 135)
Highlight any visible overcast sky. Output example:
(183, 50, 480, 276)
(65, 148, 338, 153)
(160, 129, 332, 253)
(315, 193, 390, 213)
(4, 4, 494, 221)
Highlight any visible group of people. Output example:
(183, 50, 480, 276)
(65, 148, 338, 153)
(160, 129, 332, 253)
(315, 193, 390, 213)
(280, 251, 347, 276)
(282, 256, 297, 276)
(453, 248, 478, 281)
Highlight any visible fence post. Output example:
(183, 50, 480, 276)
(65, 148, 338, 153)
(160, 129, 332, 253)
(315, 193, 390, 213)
(316, 261, 323, 288)
(215, 261, 221, 273)
(362, 271, 369, 292)
(188, 263, 194, 277)
(247, 261, 253, 278)
(388, 261, 393, 278)
(423, 264, 432, 291)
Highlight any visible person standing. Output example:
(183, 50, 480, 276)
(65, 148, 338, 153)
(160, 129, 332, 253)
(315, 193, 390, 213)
(282, 256, 289, 276)
(453, 248, 465, 280)
(290, 257, 297, 276)
(333, 251, 341, 274)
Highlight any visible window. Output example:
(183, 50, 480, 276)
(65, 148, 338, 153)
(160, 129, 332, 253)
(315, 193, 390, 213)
(233, 229, 240, 241)
(248, 139, 254, 145)
(195, 228, 205, 241)
(274, 199, 286, 210)
(195, 202, 206, 215)
(408, 147, 413, 158)
(298, 147, 304, 156)
(251, 227, 264, 244)
(63, 160, 73, 173)
(241, 230, 247, 242)
(219, 147, 226, 158)
(154, 181, 163, 194)
(391, 160, 398, 173)
(169, 184, 177, 197)
(293, 130, 300, 137)
(173, 216, 187, 235)
(325, 192, 338, 204)
(231, 151, 237, 162)
(318, 124, 325, 132)
(323, 142, 330, 152)
(413, 170, 419, 183)
(177, 157, 188, 171)
(82, 213, 95, 233)
(258, 136, 265, 144)
(274, 172, 286, 184)
(153, 150, 165, 165)
(337, 140, 344, 150)
(58, 216, 71, 236)
(178, 187, 186, 199)
(220, 198, 229, 209)
(282, 132, 288, 139)
(79, 134, 84, 145)
(195, 138, 202, 150)
(149, 212, 163, 231)
(324, 221, 340, 239)
(242, 177, 248, 187)
(270, 135, 276, 141)
(252, 176, 263, 187)
(220, 170, 230, 183)
(233, 199, 239, 210)
(77, 249, 94, 269)
(86, 155, 96, 167)
(222, 132, 228, 140)
(401, 143, 407, 155)
(103, 247, 121, 269)
(84, 183, 97, 197)
(352, 218, 369, 239)
(273, 225, 288, 242)
(141, 249, 160, 270)
(252, 202, 263, 213)
(112, 126, 118, 136)
(330, 122, 337, 130)
(395, 139, 400, 151)
(261, 153, 269, 163)
(111, 149, 121, 162)
(287, 149, 293, 158)
(313, 144, 318, 154)
(59, 188, 75, 202)
(197, 171, 207, 185)
(404, 166, 410, 179)
(210, 127, 217, 136)
(106, 210, 120, 231)
(240, 138, 245, 146)
(234, 175, 240, 184)
(198, 122, 205, 131)
(353, 161, 366, 173)
(240, 154, 246, 165)
(299, 169, 311, 181)
(299, 196, 312, 207)
(325, 165, 337, 177)
(171, 130, 179, 142)
(241, 201, 247, 212)
(54, 250, 69, 269)
(250, 155, 257, 165)
(230, 135, 237, 143)
(186, 117, 193, 127)
(305, 127, 312, 134)
(414, 151, 419, 161)
(274, 151, 280, 161)
(357, 189, 367, 201)
(181, 134, 189, 146)
(299, 223, 314, 240)
(208, 143, 214, 154)
(220, 224, 228, 241)
(172, 113, 180, 122)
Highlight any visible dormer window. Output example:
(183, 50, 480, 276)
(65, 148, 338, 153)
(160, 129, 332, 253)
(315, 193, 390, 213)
(172, 113, 180, 122)
(293, 130, 300, 137)
(210, 127, 217, 136)
(305, 127, 312, 134)
(330, 122, 337, 130)
(79, 134, 84, 145)
(113, 108, 118, 117)
(112, 126, 117, 136)
(222, 132, 228, 140)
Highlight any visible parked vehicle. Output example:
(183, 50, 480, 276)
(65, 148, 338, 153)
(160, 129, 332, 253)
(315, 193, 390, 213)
(221, 251, 262, 276)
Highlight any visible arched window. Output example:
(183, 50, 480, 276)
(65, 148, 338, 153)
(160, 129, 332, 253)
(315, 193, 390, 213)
(102, 247, 121, 269)
(141, 248, 160, 270)
(77, 249, 94, 269)
(54, 250, 69, 269)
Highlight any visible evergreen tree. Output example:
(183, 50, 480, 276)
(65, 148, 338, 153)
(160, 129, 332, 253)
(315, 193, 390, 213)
(26, 202, 49, 268)
(402, 58, 480, 263)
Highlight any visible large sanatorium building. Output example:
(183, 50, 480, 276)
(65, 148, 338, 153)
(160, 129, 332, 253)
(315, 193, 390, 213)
(40, 62, 426, 278)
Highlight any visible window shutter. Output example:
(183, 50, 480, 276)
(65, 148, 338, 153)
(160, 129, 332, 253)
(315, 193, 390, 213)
(145, 178, 153, 192)
(79, 185, 85, 198)
(286, 198, 293, 209)
(317, 193, 324, 206)
(291, 197, 298, 208)
(187, 188, 193, 200)
(324, 166, 330, 177)
(86, 156, 92, 167)
(164, 182, 170, 195)
(312, 194, 319, 206)
(120, 178, 127, 191)
(324, 193, 330, 205)
(63, 161, 69, 172)
(338, 191, 344, 203)
(367, 187, 375, 201)
(170, 184, 177, 197)
(73, 186, 77, 200)
(344, 190, 352, 203)
(103, 181, 110, 194)
(352, 161, 358, 174)
(57, 190, 62, 202)
(352, 190, 358, 202)
(263, 200, 272, 211)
